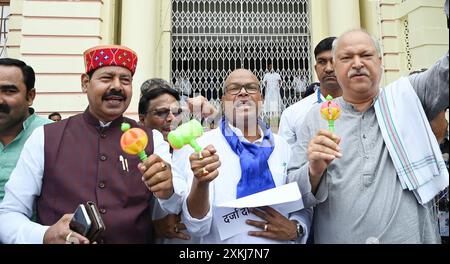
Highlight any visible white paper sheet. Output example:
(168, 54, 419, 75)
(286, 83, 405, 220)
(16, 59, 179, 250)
(213, 183, 304, 241)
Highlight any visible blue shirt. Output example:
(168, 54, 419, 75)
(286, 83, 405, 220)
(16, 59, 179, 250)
(0, 109, 52, 201)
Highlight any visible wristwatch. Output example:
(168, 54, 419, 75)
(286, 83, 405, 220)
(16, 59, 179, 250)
(291, 220, 304, 240)
(296, 222, 304, 238)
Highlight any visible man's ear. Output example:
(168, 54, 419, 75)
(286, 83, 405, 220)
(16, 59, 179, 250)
(26, 88, 36, 106)
(81, 73, 90, 93)
(138, 114, 145, 125)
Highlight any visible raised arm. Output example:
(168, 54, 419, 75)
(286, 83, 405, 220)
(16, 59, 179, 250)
(186, 145, 220, 219)
(409, 52, 449, 121)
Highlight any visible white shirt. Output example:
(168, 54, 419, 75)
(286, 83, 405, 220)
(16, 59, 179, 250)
(293, 76, 307, 94)
(279, 88, 325, 147)
(151, 148, 201, 244)
(263, 72, 283, 113)
(0, 126, 181, 244)
(176, 125, 312, 244)
(263, 71, 282, 89)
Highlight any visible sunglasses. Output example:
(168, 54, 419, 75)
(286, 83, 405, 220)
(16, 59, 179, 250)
(150, 108, 183, 119)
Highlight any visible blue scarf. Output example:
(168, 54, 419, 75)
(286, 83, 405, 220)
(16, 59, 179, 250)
(220, 118, 276, 198)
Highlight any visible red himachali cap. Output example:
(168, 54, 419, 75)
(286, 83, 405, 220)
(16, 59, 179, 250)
(83, 45, 138, 76)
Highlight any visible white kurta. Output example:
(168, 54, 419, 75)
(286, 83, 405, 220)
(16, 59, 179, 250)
(263, 72, 282, 114)
(151, 148, 201, 244)
(293, 76, 307, 95)
(174, 125, 312, 244)
(278, 89, 325, 147)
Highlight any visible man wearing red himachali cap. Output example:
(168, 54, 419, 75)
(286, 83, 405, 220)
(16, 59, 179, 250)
(0, 45, 182, 244)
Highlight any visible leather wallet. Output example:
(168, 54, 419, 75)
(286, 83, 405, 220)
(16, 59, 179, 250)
(69, 201, 106, 243)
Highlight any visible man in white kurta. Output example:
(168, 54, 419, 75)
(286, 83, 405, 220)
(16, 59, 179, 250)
(174, 69, 312, 244)
(262, 63, 283, 116)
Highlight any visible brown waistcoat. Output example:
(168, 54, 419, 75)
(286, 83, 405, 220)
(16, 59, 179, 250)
(36, 110, 154, 243)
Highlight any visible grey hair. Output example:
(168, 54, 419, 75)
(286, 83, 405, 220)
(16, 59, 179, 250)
(140, 78, 172, 94)
(332, 29, 382, 60)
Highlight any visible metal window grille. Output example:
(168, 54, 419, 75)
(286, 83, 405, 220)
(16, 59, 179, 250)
(170, 0, 311, 120)
(0, 4, 10, 58)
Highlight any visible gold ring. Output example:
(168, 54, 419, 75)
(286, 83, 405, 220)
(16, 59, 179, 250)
(263, 224, 268, 232)
(202, 167, 208, 175)
(65, 231, 73, 243)
(174, 224, 179, 233)
(198, 152, 203, 160)
(161, 162, 166, 169)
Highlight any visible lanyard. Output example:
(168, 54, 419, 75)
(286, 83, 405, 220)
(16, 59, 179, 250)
(316, 86, 322, 103)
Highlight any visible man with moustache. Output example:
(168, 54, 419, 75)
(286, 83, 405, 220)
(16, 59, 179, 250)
(288, 29, 448, 243)
(0, 45, 180, 244)
(176, 69, 312, 243)
(279, 37, 342, 147)
(0, 58, 52, 202)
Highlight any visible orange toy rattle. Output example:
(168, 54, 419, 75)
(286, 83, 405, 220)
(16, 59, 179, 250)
(320, 95, 341, 132)
(120, 123, 148, 161)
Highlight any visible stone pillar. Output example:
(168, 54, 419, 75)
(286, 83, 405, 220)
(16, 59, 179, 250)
(327, 0, 361, 37)
(121, 0, 157, 115)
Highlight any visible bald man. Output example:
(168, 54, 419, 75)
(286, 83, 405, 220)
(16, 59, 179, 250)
(172, 69, 312, 244)
(288, 29, 448, 243)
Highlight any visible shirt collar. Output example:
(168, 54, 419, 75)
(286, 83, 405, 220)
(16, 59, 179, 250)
(336, 93, 379, 113)
(99, 120, 112, 128)
(82, 108, 123, 128)
(22, 108, 37, 131)
(316, 87, 326, 103)
(227, 122, 264, 144)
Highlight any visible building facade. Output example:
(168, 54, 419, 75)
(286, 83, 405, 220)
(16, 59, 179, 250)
(2, 0, 448, 120)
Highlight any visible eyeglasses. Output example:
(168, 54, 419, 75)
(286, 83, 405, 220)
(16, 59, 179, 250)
(150, 108, 183, 119)
(226, 83, 260, 95)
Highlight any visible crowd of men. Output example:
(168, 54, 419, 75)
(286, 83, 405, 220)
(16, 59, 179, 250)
(0, 2, 448, 244)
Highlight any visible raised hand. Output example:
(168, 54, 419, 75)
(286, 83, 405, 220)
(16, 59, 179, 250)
(187, 144, 221, 219)
(138, 154, 173, 199)
(307, 129, 342, 193)
(189, 145, 221, 184)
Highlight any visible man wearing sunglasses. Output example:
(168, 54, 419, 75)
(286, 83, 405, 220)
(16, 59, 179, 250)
(139, 78, 219, 244)
(139, 81, 184, 141)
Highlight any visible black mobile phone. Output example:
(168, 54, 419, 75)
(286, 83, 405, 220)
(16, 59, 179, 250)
(85, 201, 106, 242)
(69, 204, 92, 237)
